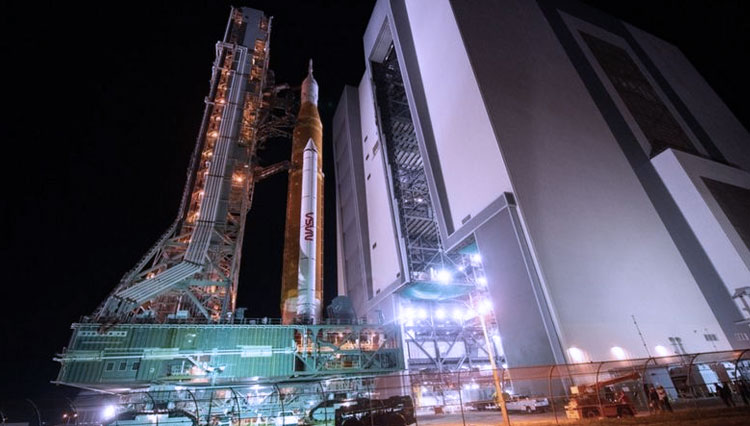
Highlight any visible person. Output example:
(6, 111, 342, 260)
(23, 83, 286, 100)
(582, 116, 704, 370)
(648, 385, 660, 414)
(656, 385, 673, 413)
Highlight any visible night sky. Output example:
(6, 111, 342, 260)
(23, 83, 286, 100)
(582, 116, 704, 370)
(1, 0, 748, 406)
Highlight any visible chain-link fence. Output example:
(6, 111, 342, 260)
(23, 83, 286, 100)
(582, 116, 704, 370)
(3, 349, 750, 426)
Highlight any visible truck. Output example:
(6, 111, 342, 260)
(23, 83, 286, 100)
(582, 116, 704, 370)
(564, 371, 639, 419)
(466, 393, 549, 413)
(506, 395, 550, 413)
(307, 396, 415, 426)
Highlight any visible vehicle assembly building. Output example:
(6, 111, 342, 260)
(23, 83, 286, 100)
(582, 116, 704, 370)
(332, 0, 750, 381)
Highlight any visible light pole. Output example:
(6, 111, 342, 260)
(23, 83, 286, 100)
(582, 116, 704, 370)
(470, 294, 510, 426)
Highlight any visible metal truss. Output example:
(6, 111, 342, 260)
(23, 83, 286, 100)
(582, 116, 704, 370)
(370, 45, 503, 396)
(79, 375, 379, 426)
(371, 46, 471, 285)
(93, 9, 295, 324)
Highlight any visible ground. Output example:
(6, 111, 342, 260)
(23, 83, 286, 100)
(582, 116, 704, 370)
(414, 406, 750, 425)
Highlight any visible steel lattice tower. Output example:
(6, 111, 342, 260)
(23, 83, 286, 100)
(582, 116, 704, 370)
(94, 8, 277, 323)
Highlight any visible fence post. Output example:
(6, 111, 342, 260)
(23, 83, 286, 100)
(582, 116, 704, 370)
(318, 382, 327, 426)
(25, 399, 41, 426)
(206, 389, 214, 426)
(273, 384, 285, 426)
(595, 362, 604, 417)
(229, 388, 242, 424)
(409, 372, 420, 426)
(685, 353, 700, 410)
(734, 349, 749, 384)
(456, 370, 466, 426)
(185, 390, 200, 424)
(548, 365, 559, 425)
(640, 357, 654, 414)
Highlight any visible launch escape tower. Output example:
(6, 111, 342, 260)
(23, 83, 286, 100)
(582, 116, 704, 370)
(54, 8, 403, 425)
(370, 45, 502, 397)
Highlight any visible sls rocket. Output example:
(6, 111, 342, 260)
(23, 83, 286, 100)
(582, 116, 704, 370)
(281, 60, 324, 324)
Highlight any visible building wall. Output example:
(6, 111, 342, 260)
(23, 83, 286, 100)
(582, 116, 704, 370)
(332, 86, 371, 317)
(358, 75, 404, 297)
(426, 0, 741, 358)
(335, 0, 750, 365)
(403, 0, 512, 232)
(626, 25, 750, 173)
(653, 149, 750, 322)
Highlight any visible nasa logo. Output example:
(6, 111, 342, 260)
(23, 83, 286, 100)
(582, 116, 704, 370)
(304, 212, 315, 241)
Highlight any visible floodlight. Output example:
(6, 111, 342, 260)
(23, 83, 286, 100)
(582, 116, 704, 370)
(102, 405, 116, 420)
(436, 269, 452, 283)
(610, 346, 627, 360)
(654, 345, 670, 357)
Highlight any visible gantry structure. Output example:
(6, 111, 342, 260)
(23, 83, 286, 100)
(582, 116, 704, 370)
(55, 8, 404, 425)
(95, 8, 285, 323)
(370, 44, 502, 396)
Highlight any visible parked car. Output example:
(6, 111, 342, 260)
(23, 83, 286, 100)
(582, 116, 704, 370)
(505, 395, 549, 413)
(275, 411, 300, 426)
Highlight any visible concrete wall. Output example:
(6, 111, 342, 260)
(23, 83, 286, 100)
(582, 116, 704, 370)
(358, 75, 403, 297)
(449, 0, 734, 359)
(653, 149, 750, 322)
(403, 0, 511, 231)
(332, 86, 372, 317)
(475, 196, 564, 366)
(627, 25, 750, 173)
(336, 0, 750, 365)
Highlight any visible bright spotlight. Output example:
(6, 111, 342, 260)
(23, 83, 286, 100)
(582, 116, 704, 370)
(435, 308, 446, 319)
(654, 345, 670, 357)
(436, 269, 452, 283)
(567, 347, 586, 363)
(476, 276, 487, 286)
(452, 308, 463, 321)
(478, 299, 492, 314)
(102, 405, 116, 420)
(417, 308, 428, 319)
(403, 307, 415, 321)
(471, 254, 482, 263)
(610, 346, 627, 360)
(464, 309, 477, 320)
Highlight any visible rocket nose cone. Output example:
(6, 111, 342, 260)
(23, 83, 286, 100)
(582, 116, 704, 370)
(304, 138, 318, 152)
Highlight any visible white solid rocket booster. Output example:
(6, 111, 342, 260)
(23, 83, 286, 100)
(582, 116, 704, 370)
(297, 138, 319, 322)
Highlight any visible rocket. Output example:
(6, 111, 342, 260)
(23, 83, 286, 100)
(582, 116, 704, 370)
(281, 60, 324, 324)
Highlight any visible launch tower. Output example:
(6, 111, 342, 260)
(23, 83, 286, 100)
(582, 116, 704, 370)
(54, 8, 404, 425)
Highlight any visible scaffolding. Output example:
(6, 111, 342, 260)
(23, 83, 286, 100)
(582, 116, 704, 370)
(370, 44, 502, 401)
(94, 8, 289, 324)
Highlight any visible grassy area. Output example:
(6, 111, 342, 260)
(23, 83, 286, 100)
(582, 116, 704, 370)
(532, 407, 750, 425)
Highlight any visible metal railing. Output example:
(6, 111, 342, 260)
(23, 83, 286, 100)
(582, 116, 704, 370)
(6, 349, 750, 426)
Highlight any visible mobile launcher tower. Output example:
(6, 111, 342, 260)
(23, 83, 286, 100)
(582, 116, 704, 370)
(54, 7, 403, 426)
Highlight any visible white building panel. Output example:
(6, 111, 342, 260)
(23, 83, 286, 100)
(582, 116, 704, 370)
(626, 24, 750, 173)
(453, 0, 729, 360)
(359, 75, 402, 295)
(652, 149, 750, 319)
(404, 0, 512, 231)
